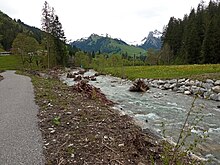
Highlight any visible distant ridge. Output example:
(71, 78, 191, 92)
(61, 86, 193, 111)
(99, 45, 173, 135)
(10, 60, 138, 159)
(71, 34, 146, 56)
(71, 30, 162, 56)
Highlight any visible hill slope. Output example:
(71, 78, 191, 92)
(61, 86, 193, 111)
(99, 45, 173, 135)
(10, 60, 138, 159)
(0, 10, 43, 51)
(71, 34, 146, 56)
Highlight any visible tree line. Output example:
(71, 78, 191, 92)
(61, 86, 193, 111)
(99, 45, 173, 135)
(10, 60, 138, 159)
(72, 51, 150, 71)
(161, 0, 220, 64)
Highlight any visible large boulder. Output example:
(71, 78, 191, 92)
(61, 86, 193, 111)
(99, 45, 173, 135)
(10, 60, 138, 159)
(184, 91, 191, 95)
(206, 79, 214, 84)
(212, 86, 220, 93)
(164, 83, 171, 89)
(129, 79, 150, 92)
(214, 80, 220, 86)
(210, 93, 220, 101)
(202, 83, 214, 90)
(67, 73, 75, 78)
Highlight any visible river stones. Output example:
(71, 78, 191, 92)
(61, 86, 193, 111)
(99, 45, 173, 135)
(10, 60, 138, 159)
(210, 93, 220, 101)
(212, 86, 220, 93)
(215, 80, 220, 85)
(145, 78, 220, 101)
(184, 91, 191, 95)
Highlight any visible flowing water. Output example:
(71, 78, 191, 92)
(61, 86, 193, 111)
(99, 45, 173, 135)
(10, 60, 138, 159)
(62, 70, 220, 164)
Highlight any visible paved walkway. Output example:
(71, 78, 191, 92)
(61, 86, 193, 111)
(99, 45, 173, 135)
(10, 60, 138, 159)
(0, 71, 44, 165)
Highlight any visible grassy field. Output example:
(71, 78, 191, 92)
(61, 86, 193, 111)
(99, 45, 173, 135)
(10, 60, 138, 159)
(0, 55, 22, 70)
(1, 55, 219, 80)
(102, 64, 220, 80)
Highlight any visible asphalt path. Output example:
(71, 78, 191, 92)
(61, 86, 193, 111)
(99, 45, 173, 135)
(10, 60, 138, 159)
(0, 71, 44, 165)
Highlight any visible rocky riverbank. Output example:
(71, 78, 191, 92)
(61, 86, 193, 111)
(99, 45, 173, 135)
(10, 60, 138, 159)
(24, 68, 204, 165)
(62, 69, 220, 164)
(144, 78, 220, 101)
(63, 68, 220, 101)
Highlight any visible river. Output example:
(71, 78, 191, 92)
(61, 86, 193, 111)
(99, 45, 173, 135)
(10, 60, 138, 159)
(62, 70, 220, 164)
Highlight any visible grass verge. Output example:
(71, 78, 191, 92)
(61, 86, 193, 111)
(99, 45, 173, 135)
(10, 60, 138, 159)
(0, 55, 22, 70)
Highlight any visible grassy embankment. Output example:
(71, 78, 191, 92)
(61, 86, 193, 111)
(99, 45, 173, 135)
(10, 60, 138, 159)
(0, 55, 22, 70)
(1, 55, 219, 80)
(102, 64, 220, 80)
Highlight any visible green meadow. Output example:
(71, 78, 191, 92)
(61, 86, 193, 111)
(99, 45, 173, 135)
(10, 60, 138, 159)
(0, 55, 22, 70)
(103, 64, 220, 80)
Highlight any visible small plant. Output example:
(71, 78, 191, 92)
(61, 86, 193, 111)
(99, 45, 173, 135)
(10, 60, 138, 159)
(91, 88, 97, 100)
(66, 145, 75, 156)
(160, 96, 208, 165)
(52, 116, 61, 125)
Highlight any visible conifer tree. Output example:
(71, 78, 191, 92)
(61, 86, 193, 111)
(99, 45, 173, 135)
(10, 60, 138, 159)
(41, 1, 67, 67)
(161, 0, 220, 64)
(41, 1, 52, 68)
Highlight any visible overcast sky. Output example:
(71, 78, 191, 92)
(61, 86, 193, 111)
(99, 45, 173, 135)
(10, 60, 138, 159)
(0, 0, 205, 43)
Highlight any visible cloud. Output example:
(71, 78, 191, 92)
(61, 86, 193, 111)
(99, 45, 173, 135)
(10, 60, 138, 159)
(0, 0, 203, 42)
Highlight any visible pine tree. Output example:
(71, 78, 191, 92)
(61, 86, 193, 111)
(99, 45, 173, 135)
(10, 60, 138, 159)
(41, 1, 52, 68)
(41, 1, 51, 33)
(162, 17, 183, 62)
(41, 1, 67, 67)
(201, 1, 220, 63)
(182, 9, 201, 64)
(51, 15, 65, 42)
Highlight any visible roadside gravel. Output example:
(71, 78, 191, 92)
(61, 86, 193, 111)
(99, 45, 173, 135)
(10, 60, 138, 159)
(0, 71, 44, 165)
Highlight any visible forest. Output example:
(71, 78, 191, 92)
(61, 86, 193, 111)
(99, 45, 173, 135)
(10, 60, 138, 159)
(161, 0, 220, 64)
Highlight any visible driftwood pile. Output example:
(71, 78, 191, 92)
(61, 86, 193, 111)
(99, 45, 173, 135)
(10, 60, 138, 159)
(72, 80, 113, 105)
(129, 79, 149, 92)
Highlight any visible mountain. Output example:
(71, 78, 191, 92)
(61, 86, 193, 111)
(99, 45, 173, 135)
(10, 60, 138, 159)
(0, 10, 78, 55)
(139, 30, 162, 50)
(71, 34, 146, 56)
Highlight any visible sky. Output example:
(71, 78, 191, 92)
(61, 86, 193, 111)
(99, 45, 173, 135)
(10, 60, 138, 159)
(0, 0, 205, 44)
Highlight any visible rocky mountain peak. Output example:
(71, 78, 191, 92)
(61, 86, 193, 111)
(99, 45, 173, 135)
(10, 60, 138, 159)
(139, 30, 162, 50)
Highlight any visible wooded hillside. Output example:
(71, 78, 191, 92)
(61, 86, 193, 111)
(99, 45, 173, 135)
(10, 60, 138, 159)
(0, 10, 45, 51)
(162, 0, 220, 64)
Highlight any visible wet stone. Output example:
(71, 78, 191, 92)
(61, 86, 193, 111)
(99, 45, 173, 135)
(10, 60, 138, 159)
(212, 86, 220, 93)
(214, 80, 220, 86)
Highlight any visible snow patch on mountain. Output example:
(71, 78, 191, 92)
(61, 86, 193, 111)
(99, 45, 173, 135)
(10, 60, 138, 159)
(128, 30, 162, 47)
